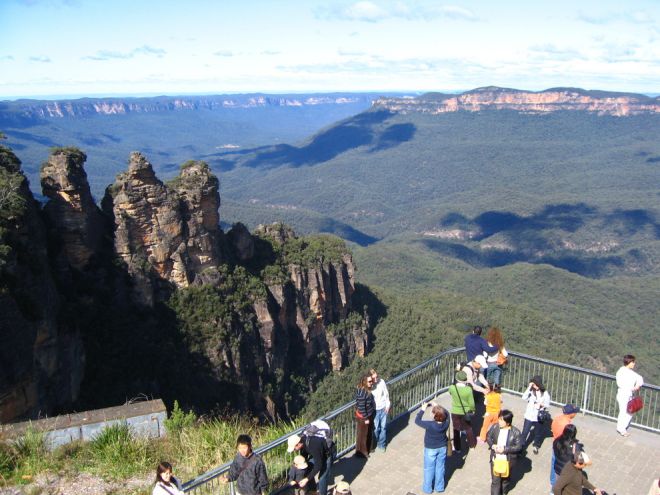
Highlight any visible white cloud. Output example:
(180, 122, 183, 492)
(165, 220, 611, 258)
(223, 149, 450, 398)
(29, 55, 51, 63)
(213, 50, 235, 57)
(315, 1, 477, 23)
(83, 45, 166, 61)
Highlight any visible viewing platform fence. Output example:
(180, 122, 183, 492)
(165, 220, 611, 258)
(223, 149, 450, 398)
(182, 347, 659, 494)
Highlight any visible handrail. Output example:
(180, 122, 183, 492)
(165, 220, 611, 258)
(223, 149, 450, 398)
(182, 346, 658, 494)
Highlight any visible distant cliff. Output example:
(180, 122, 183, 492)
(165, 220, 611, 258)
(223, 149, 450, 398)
(374, 87, 660, 116)
(1, 94, 375, 121)
(0, 145, 371, 422)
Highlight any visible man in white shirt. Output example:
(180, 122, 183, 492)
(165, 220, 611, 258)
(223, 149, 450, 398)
(615, 354, 644, 436)
(370, 368, 390, 452)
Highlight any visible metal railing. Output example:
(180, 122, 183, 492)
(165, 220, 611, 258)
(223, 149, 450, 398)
(182, 347, 658, 494)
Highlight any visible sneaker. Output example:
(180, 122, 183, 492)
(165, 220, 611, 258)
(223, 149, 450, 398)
(533, 446, 539, 455)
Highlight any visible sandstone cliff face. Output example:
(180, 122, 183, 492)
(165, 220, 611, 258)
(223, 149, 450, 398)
(375, 87, 660, 116)
(1, 145, 369, 422)
(0, 147, 84, 422)
(40, 149, 104, 270)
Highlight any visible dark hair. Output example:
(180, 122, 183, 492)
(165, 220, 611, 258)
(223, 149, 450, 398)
(530, 375, 546, 393)
(432, 406, 447, 422)
(555, 424, 578, 456)
(473, 325, 483, 335)
(573, 450, 586, 465)
(623, 354, 636, 366)
(499, 409, 513, 425)
(156, 461, 173, 484)
(236, 434, 252, 448)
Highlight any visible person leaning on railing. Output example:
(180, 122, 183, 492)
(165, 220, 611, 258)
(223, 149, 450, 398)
(220, 434, 268, 495)
(615, 354, 644, 437)
(354, 373, 376, 458)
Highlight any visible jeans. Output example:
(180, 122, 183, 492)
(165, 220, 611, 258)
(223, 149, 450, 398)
(549, 451, 556, 488)
(423, 446, 447, 493)
(374, 408, 388, 449)
(487, 364, 502, 385)
(318, 452, 333, 495)
(521, 418, 544, 449)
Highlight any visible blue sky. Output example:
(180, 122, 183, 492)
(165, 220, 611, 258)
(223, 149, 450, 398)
(1, 0, 658, 99)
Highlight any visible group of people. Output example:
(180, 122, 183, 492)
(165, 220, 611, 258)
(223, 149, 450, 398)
(151, 326, 646, 495)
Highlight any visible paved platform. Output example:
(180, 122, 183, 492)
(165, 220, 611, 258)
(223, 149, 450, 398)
(330, 392, 659, 494)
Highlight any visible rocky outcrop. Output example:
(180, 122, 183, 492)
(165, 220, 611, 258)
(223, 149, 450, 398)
(375, 87, 660, 116)
(40, 148, 104, 270)
(0, 146, 84, 422)
(102, 153, 224, 303)
(1, 145, 370, 423)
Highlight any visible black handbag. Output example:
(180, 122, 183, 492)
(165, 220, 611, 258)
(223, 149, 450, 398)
(537, 408, 551, 423)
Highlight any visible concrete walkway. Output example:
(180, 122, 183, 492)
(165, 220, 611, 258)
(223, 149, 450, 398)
(330, 392, 659, 494)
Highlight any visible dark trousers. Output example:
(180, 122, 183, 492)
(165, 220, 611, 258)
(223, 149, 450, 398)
(490, 458, 516, 495)
(521, 419, 545, 448)
(451, 413, 476, 450)
(355, 415, 374, 457)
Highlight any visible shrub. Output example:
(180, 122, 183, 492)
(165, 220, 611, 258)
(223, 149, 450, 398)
(164, 401, 197, 435)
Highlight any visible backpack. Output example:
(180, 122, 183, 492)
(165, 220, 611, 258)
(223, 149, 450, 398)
(304, 420, 337, 458)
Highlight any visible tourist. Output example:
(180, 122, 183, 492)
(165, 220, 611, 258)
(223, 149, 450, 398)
(415, 401, 450, 494)
(486, 409, 523, 495)
(449, 370, 477, 450)
(461, 356, 490, 394)
(354, 373, 376, 458)
(552, 424, 582, 488)
(287, 455, 315, 495)
(152, 462, 185, 495)
(287, 426, 332, 495)
(484, 327, 508, 386)
(464, 325, 499, 362)
(552, 451, 603, 495)
(520, 375, 550, 454)
(615, 354, 644, 436)
(370, 368, 391, 452)
(479, 383, 502, 442)
(550, 404, 580, 488)
(220, 434, 268, 495)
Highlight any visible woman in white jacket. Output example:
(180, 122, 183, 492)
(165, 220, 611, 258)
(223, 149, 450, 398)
(520, 375, 550, 454)
(153, 462, 185, 495)
(616, 354, 644, 436)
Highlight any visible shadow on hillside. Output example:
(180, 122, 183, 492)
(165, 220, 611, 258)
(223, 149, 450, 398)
(424, 202, 660, 278)
(205, 110, 417, 170)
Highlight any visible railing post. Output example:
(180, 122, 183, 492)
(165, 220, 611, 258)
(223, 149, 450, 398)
(582, 375, 591, 414)
(434, 359, 439, 395)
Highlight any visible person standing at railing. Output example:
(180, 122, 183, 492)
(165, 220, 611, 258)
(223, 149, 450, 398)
(520, 375, 551, 455)
(287, 428, 332, 495)
(354, 373, 376, 459)
(220, 434, 268, 495)
(484, 327, 508, 386)
(615, 354, 644, 437)
(415, 402, 450, 494)
(370, 368, 391, 453)
(449, 370, 477, 450)
(464, 325, 499, 362)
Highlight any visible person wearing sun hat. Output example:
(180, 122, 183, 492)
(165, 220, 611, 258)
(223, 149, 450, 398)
(287, 455, 315, 495)
(449, 370, 477, 451)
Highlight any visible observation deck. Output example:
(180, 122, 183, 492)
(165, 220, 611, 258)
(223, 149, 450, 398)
(183, 348, 659, 495)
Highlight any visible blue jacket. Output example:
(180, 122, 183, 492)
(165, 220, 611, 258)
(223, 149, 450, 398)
(415, 409, 449, 448)
(464, 334, 498, 361)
